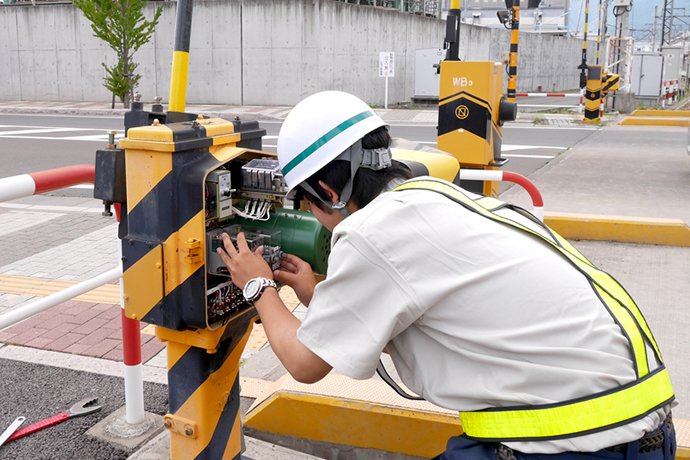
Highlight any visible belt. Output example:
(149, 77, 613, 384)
(605, 414, 673, 454)
(493, 414, 673, 460)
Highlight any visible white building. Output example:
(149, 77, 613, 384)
(443, 0, 569, 35)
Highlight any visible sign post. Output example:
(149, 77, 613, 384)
(379, 52, 395, 109)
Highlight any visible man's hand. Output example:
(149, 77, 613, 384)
(273, 254, 317, 306)
(217, 232, 273, 289)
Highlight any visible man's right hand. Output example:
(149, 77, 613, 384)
(273, 254, 317, 307)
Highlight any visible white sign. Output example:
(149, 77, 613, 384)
(379, 52, 395, 77)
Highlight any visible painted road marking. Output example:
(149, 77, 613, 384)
(0, 202, 103, 213)
(0, 125, 124, 142)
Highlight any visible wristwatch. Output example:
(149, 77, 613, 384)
(243, 277, 277, 303)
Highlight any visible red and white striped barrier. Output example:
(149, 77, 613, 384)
(0, 165, 95, 202)
(457, 170, 544, 221)
(515, 93, 572, 97)
(0, 165, 145, 426)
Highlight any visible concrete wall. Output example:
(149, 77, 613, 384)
(0, 0, 595, 106)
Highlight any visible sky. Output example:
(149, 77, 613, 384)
(568, 0, 690, 39)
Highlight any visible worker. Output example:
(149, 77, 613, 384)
(217, 91, 676, 460)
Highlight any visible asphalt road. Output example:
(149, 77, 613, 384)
(0, 113, 598, 198)
(0, 358, 169, 460)
(515, 94, 582, 113)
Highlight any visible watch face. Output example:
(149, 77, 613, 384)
(244, 279, 261, 299)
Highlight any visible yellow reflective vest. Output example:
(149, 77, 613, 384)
(393, 178, 675, 442)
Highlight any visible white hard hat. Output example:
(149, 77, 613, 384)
(278, 91, 386, 193)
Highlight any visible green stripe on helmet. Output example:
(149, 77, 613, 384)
(282, 110, 375, 177)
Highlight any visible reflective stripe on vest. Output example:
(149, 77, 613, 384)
(393, 178, 675, 441)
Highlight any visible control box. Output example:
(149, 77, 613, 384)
(118, 118, 332, 331)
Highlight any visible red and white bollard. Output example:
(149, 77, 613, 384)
(115, 204, 146, 425)
(579, 88, 585, 114)
(662, 81, 667, 107)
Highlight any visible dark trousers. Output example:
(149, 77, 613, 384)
(432, 423, 676, 460)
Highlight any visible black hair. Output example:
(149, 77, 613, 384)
(296, 126, 413, 212)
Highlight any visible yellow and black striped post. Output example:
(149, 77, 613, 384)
(436, 0, 518, 197)
(169, 0, 194, 114)
(118, 118, 268, 459)
(596, 0, 604, 65)
(445, 0, 461, 61)
(437, 61, 513, 197)
(577, 0, 591, 90)
(600, 72, 620, 110)
(506, 1, 520, 102)
(157, 312, 255, 460)
(584, 65, 603, 122)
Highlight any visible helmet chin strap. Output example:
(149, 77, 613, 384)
(330, 140, 364, 219)
(299, 140, 364, 220)
(299, 139, 392, 220)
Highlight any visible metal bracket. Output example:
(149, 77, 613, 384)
(185, 238, 202, 264)
(164, 414, 198, 439)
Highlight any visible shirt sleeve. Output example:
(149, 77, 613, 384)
(297, 226, 426, 380)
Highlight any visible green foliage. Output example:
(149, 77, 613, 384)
(102, 61, 141, 103)
(73, 0, 162, 105)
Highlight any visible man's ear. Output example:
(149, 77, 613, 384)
(318, 181, 340, 204)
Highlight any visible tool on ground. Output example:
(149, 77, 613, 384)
(4, 397, 101, 444)
(0, 417, 26, 447)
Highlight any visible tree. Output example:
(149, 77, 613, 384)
(73, 0, 163, 109)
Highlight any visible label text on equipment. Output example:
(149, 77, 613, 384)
(453, 77, 473, 87)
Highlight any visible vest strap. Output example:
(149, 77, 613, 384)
(459, 368, 674, 441)
(393, 178, 675, 441)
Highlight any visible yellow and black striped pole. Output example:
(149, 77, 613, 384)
(506, 0, 520, 102)
(445, 0, 461, 61)
(577, 0, 590, 90)
(595, 0, 602, 64)
(169, 0, 194, 114)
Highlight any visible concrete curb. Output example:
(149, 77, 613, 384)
(630, 110, 690, 117)
(0, 106, 284, 121)
(544, 212, 690, 247)
(619, 117, 690, 127)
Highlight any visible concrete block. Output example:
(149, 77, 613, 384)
(86, 406, 165, 454)
(127, 430, 170, 460)
(613, 91, 636, 114)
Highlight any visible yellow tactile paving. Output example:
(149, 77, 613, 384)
(0, 274, 120, 304)
(677, 418, 690, 453)
(245, 286, 301, 351)
(240, 376, 275, 399)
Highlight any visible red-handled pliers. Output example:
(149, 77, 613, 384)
(5, 397, 101, 444)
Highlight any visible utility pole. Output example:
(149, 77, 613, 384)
(652, 5, 658, 51)
(610, 0, 631, 110)
(613, 0, 630, 77)
(601, 0, 610, 63)
(662, 0, 674, 45)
